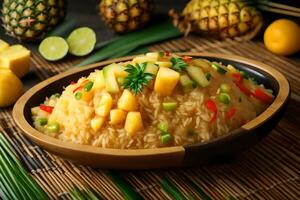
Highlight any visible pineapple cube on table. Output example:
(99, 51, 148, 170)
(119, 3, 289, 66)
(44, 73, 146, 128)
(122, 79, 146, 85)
(0, 45, 31, 78)
(125, 112, 144, 136)
(0, 40, 9, 52)
(154, 67, 180, 96)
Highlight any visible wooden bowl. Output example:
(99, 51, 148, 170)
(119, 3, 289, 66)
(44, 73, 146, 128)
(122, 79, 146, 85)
(13, 53, 290, 169)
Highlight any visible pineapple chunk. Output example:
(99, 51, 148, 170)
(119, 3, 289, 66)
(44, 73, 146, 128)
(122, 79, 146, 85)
(118, 89, 138, 111)
(110, 109, 127, 125)
(95, 92, 113, 117)
(0, 40, 9, 53)
(125, 112, 144, 136)
(91, 116, 105, 132)
(0, 45, 31, 78)
(155, 61, 172, 68)
(132, 56, 157, 63)
(146, 52, 159, 60)
(154, 67, 180, 96)
(93, 70, 105, 91)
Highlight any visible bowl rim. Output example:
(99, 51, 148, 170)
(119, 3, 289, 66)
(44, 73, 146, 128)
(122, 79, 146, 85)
(13, 52, 290, 156)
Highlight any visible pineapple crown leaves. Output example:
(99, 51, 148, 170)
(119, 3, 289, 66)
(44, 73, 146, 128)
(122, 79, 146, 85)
(123, 62, 154, 95)
(170, 57, 188, 72)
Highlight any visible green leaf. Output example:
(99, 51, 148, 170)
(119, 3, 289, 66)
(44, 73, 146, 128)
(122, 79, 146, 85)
(161, 176, 186, 200)
(122, 62, 154, 95)
(171, 57, 188, 72)
(107, 171, 143, 200)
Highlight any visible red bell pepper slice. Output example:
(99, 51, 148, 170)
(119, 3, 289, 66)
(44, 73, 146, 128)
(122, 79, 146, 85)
(182, 56, 192, 62)
(235, 81, 253, 97)
(205, 99, 218, 123)
(253, 88, 274, 104)
(225, 107, 236, 120)
(231, 73, 243, 84)
(39, 105, 54, 114)
(165, 51, 171, 56)
(72, 80, 89, 93)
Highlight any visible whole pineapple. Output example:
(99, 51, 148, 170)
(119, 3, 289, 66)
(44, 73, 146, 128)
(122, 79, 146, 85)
(99, 0, 152, 33)
(1, 0, 66, 42)
(169, 0, 262, 40)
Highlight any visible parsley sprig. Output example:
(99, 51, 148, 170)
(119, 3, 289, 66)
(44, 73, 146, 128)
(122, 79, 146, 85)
(170, 57, 188, 72)
(123, 62, 154, 95)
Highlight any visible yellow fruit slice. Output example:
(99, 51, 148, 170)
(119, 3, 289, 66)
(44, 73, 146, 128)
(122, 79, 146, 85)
(0, 45, 31, 78)
(264, 19, 300, 56)
(0, 69, 23, 107)
(0, 40, 9, 52)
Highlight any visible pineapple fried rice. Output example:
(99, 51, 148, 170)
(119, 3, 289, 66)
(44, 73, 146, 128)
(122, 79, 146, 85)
(31, 52, 274, 149)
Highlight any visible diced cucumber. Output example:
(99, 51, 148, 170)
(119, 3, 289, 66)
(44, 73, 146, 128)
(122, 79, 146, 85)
(211, 62, 227, 74)
(186, 66, 210, 87)
(220, 83, 231, 93)
(162, 102, 177, 111)
(158, 121, 168, 133)
(219, 93, 231, 104)
(35, 118, 48, 126)
(180, 74, 194, 92)
(205, 72, 211, 81)
(240, 70, 249, 79)
(191, 59, 211, 71)
(103, 64, 120, 93)
(145, 63, 159, 75)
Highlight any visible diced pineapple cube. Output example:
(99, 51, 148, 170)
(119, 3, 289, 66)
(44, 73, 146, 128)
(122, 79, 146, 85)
(132, 56, 157, 63)
(95, 92, 113, 117)
(146, 52, 159, 60)
(114, 65, 128, 77)
(93, 70, 105, 91)
(0, 45, 31, 78)
(154, 67, 180, 96)
(0, 40, 9, 53)
(91, 116, 105, 132)
(227, 64, 238, 73)
(155, 61, 172, 68)
(125, 112, 144, 136)
(118, 89, 138, 111)
(110, 109, 127, 125)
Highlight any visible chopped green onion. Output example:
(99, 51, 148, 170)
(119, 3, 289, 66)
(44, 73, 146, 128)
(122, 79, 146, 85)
(162, 102, 177, 111)
(159, 52, 165, 57)
(219, 93, 231, 104)
(46, 122, 60, 133)
(211, 63, 227, 74)
(83, 81, 94, 92)
(35, 118, 48, 126)
(220, 83, 231, 93)
(158, 121, 169, 133)
(240, 71, 249, 79)
(205, 73, 211, 81)
(75, 92, 83, 100)
(51, 93, 60, 98)
(161, 134, 172, 144)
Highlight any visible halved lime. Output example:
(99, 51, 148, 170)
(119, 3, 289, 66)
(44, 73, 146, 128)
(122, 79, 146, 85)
(67, 27, 96, 56)
(39, 36, 69, 61)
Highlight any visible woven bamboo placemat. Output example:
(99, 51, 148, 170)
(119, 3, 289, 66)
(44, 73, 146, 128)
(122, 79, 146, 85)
(1, 36, 299, 199)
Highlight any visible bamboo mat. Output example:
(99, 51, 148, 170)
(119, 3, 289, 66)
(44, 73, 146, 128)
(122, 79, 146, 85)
(1, 36, 300, 199)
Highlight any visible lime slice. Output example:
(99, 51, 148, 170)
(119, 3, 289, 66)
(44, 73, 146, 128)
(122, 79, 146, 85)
(67, 27, 96, 56)
(39, 36, 69, 61)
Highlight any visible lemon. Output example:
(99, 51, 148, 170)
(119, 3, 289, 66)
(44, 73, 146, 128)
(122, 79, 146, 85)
(0, 69, 23, 107)
(264, 19, 300, 56)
